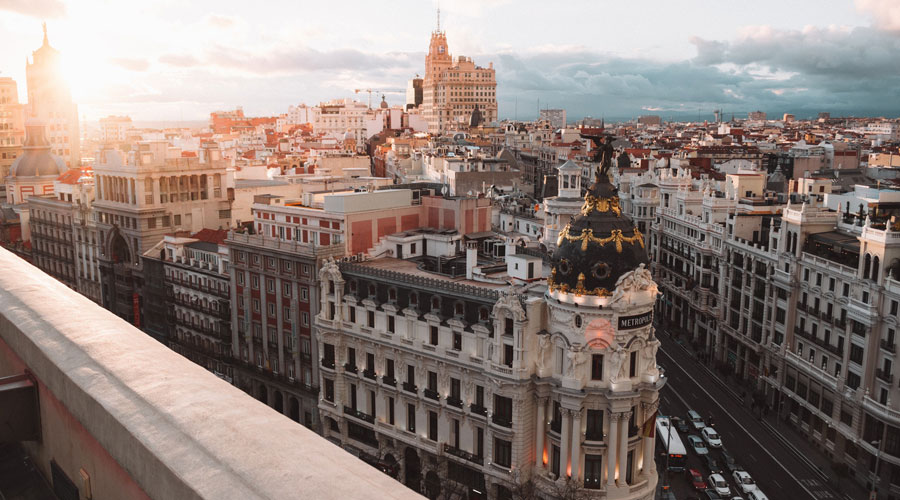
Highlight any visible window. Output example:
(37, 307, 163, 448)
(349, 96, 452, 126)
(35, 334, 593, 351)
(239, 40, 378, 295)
(428, 411, 438, 441)
(428, 371, 438, 392)
(450, 378, 461, 401)
(266, 278, 275, 293)
(349, 307, 356, 323)
(407, 404, 416, 432)
(386, 358, 395, 379)
(268, 303, 276, 317)
(367, 310, 375, 328)
(629, 351, 637, 377)
(585, 455, 603, 489)
(475, 385, 484, 407)
(475, 427, 484, 458)
(283, 283, 291, 296)
(591, 354, 603, 380)
(850, 344, 864, 364)
(453, 331, 462, 351)
(505, 318, 514, 336)
(388, 315, 395, 334)
(430, 326, 439, 346)
(301, 312, 309, 326)
(388, 397, 395, 425)
(494, 438, 511, 468)
(251, 275, 259, 289)
(586, 409, 603, 441)
(551, 444, 560, 476)
(300, 288, 308, 302)
(846, 371, 861, 390)
(494, 395, 513, 427)
(324, 379, 334, 402)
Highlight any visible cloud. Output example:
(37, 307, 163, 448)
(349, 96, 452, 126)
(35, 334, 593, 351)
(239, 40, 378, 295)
(110, 57, 150, 72)
(857, 0, 900, 32)
(202, 45, 421, 75)
(205, 14, 238, 29)
(0, 0, 65, 18)
(159, 54, 199, 67)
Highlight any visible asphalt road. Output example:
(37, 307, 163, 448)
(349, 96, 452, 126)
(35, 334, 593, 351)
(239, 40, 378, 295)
(654, 332, 846, 500)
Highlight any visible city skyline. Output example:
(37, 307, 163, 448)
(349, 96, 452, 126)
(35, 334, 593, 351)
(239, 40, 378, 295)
(1, 0, 899, 122)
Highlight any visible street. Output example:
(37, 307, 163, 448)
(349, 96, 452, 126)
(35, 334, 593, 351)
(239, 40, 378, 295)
(655, 332, 847, 500)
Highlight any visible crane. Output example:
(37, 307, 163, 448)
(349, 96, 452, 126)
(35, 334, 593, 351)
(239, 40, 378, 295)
(354, 88, 404, 109)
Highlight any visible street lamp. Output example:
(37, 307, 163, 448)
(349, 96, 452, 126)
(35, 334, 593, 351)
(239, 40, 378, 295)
(871, 439, 883, 500)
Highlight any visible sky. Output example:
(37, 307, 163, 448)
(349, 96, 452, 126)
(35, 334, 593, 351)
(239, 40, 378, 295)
(1, 0, 899, 123)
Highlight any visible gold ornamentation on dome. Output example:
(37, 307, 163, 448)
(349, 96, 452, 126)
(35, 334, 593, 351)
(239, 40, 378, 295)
(557, 225, 645, 253)
(574, 273, 587, 296)
(580, 195, 621, 217)
(548, 278, 612, 297)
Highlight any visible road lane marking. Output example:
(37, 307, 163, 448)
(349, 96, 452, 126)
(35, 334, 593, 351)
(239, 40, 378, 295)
(660, 347, 820, 500)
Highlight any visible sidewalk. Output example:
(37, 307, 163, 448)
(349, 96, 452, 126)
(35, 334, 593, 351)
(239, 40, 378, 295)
(663, 328, 865, 500)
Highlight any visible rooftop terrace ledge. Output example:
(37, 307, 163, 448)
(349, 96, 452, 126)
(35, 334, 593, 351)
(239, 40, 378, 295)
(0, 247, 422, 500)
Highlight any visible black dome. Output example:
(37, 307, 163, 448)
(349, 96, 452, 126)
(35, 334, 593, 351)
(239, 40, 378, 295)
(548, 171, 648, 296)
(10, 121, 67, 178)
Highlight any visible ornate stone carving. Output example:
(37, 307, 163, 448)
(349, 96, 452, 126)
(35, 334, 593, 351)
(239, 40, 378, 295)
(609, 345, 628, 383)
(609, 263, 656, 307)
(537, 334, 552, 374)
(493, 287, 527, 321)
(642, 339, 660, 377)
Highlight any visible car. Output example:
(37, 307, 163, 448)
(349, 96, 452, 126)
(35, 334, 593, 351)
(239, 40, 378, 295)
(672, 416, 690, 434)
(688, 435, 709, 455)
(702, 490, 722, 500)
(686, 468, 707, 491)
(733, 470, 758, 494)
(746, 490, 769, 500)
(720, 450, 739, 472)
(687, 410, 706, 430)
(702, 427, 723, 448)
(704, 455, 722, 474)
(707, 474, 732, 497)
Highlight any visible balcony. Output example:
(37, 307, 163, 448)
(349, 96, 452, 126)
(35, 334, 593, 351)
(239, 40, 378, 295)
(424, 388, 441, 401)
(343, 406, 375, 425)
(446, 396, 463, 409)
(492, 414, 513, 428)
(402, 381, 418, 394)
(882, 340, 896, 354)
(877, 369, 894, 384)
(443, 443, 483, 466)
(381, 375, 397, 387)
(344, 363, 358, 374)
(470, 403, 488, 417)
(363, 368, 377, 380)
(321, 358, 335, 370)
(0, 248, 419, 500)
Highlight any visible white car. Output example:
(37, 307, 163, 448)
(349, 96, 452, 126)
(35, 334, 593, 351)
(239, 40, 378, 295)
(707, 473, 732, 497)
(687, 435, 709, 455)
(733, 470, 757, 493)
(701, 427, 722, 448)
(746, 490, 769, 500)
(687, 410, 706, 430)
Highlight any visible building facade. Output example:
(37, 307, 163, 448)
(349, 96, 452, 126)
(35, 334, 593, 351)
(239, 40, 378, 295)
(25, 24, 80, 167)
(316, 170, 661, 499)
(0, 77, 25, 203)
(422, 28, 497, 134)
(92, 142, 233, 327)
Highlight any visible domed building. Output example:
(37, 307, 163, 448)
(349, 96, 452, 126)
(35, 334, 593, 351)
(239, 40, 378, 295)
(532, 167, 662, 499)
(6, 119, 67, 205)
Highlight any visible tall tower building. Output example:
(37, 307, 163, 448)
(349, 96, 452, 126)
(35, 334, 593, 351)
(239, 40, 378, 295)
(421, 13, 497, 134)
(0, 77, 26, 203)
(26, 23, 80, 168)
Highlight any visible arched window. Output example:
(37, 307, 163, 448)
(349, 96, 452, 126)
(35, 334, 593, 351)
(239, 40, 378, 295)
(431, 296, 441, 311)
(864, 254, 872, 279)
(872, 256, 880, 282)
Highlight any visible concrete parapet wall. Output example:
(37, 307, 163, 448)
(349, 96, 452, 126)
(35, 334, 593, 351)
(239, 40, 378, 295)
(0, 247, 421, 500)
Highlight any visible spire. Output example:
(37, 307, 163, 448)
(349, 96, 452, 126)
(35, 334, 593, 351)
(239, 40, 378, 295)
(42, 21, 48, 46)
(436, 5, 441, 32)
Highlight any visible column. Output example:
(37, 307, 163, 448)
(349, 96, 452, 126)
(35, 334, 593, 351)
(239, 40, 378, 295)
(570, 408, 582, 482)
(559, 409, 571, 479)
(643, 431, 655, 477)
(606, 413, 618, 487)
(618, 411, 630, 486)
(535, 397, 547, 469)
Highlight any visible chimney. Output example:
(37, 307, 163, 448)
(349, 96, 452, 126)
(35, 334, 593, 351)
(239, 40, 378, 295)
(466, 241, 478, 280)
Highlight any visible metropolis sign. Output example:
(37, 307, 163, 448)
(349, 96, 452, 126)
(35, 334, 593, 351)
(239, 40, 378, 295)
(618, 311, 653, 330)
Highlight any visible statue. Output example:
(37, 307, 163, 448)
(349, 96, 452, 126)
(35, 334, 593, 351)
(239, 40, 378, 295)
(609, 345, 627, 383)
(537, 335, 552, 374)
(642, 339, 660, 377)
(567, 347, 588, 379)
(581, 133, 616, 179)
(610, 263, 655, 307)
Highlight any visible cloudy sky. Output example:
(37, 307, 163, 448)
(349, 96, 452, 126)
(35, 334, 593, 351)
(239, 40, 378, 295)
(1, 0, 899, 123)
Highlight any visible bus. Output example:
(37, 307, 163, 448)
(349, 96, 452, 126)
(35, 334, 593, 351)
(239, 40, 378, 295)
(656, 415, 687, 472)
